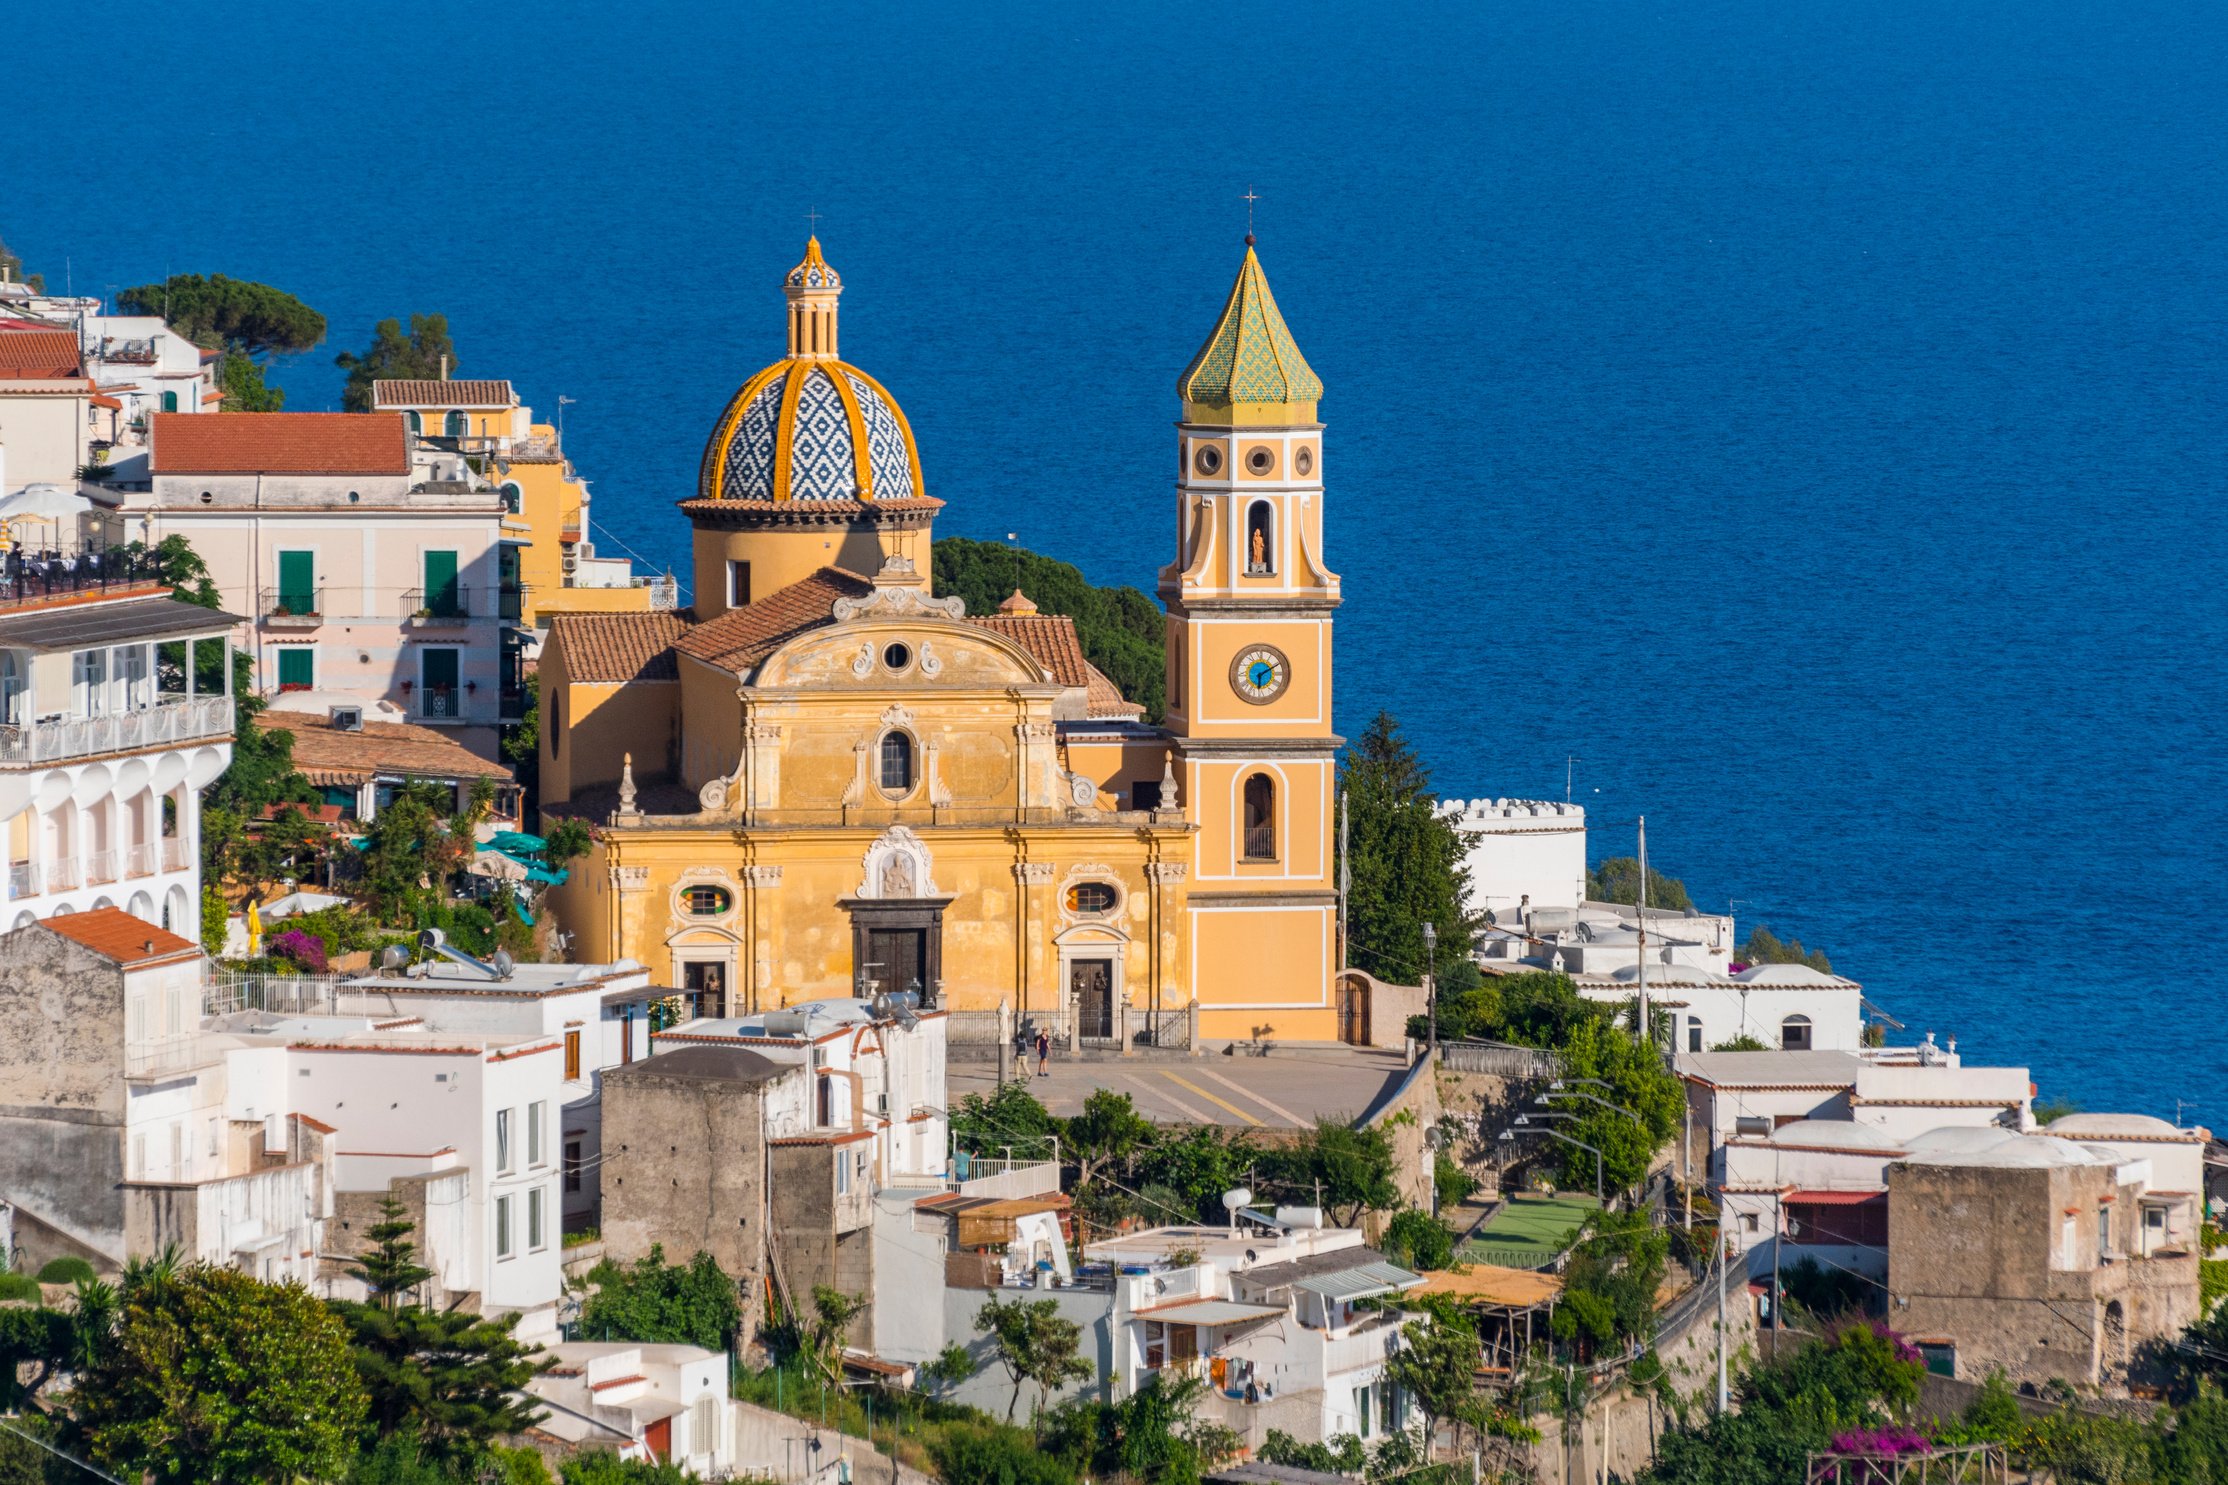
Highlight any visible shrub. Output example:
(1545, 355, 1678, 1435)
(1383, 1209, 1457, 1271)
(35, 1257, 94, 1285)
(0, 1272, 39, 1302)
(267, 927, 328, 973)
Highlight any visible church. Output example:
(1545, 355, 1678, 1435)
(536, 234, 1342, 1042)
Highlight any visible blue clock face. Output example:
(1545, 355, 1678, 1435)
(1230, 644, 1290, 704)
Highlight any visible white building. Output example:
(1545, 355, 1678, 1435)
(1, 562, 237, 936)
(1442, 798, 1588, 922)
(0, 323, 94, 489)
(78, 314, 222, 427)
(123, 411, 516, 744)
(525, 1342, 740, 1475)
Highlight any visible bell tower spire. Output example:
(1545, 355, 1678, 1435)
(1160, 237, 1341, 1043)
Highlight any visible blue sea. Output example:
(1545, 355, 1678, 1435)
(11, 0, 2224, 1117)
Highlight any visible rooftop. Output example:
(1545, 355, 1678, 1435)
(254, 712, 513, 787)
(1677, 1050, 1865, 1089)
(670, 566, 874, 673)
(35, 907, 199, 968)
(0, 592, 242, 650)
(0, 328, 82, 379)
(370, 379, 517, 408)
(150, 412, 409, 476)
(2044, 1112, 2208, 1142)
(547, 610, 693, 683)
(967, 613, 1143, 719)
(1900, 1134, 2110, 1171)
(606, 1045, 789, 1086)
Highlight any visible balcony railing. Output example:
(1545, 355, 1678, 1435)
(163, 838, 191, 872)
(127, 842, 160, 878)
(499, 687, 528, 722)
(7, 861, 39, 899)
(259, 587, 324, 627)
(417, 684, 462, 720)
(45, 859, 79, 892)
(84, 849, 119, 886)
(498, 583, 526, 622)
(402, 588, 473, 623)
(0, 695, 235, 765)
(125, 1035, 216, 1079)
(0, 549, 170, 609)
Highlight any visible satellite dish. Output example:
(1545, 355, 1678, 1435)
(1221, 1187, 1253, 1212)
(491, 950, 516, 980)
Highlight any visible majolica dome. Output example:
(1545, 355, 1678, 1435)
(697, 238, 925, 504)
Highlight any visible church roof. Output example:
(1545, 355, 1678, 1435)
(968, 614, 1143, 719)
(670, 567, 875, 673)
(547, 610, 694, 683)
(1177, 242, 1322, 423)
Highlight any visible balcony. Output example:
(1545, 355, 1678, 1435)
(45, 859, 79, 892)
(127, 842, 161, 878)
(499, 687, 528, 722)
(402, 588, 474, 625)
(259, 587, 324, 629)
(163, 838, 191, 872)
(7, 861, 39, 899)
(85, 849, 119, 886)
(416, 684, 464, 722)
(498, 583, 526, 623)
(0, 695, 235, 766)
(0, 550, 169, 609)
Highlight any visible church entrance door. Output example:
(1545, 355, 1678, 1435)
(1073, 959, 1116, 1041)
(682, 961, 727, 1020)
(864, 928, 926, 1004)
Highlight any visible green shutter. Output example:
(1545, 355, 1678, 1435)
(421, 647, 460, 692)
(277, 551, 315, 615)
(423, 551, 460, 616)
(277, 648, 314, 690)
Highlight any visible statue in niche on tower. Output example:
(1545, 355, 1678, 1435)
(1250, 524, 1267, 571)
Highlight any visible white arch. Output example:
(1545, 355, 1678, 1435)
(11, 911, 35, 931)
(71, 761, 114, 810)
(127, 891, 155, 923)
(162, 885, 190, 935)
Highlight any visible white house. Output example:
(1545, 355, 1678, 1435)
(78, 314, 221, 426)
(1442, 798, 1588, 922)
(0, 562, 237, 936)
(524, 1342, 740, 1475)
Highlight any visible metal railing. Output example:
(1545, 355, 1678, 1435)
(0, 695, 234, 764)
(162, 838, 191, 872)
(125, 1035, 216, 1079)
(402, 587, 472, 621)
(7, 861, 39, 899)
(416, 685, 463, 720)
(259, 587, 324, 625)
(0, 549, 170, 608)
(84, 849, 119, 886)
(127, 842, 160, 878)
(44, 859, 79, 892)
(1440, 1039, 1563, 1080)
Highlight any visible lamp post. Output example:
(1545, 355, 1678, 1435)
(1535, 1089, 1643, 1127)
(1422, 920, 1438, 1055)
(1509, 1116, 1605, 1206)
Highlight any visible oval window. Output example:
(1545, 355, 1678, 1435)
(1067, 882, 1118, 915)
(883, 642, 912, 672)
(1245, 446, 1276, 476)
(1193, 444, 1224, 477)
(685, 886, 732, 916)
(1294, 446, 1315, 477)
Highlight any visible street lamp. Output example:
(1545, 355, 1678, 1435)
(1506, 1118, 1605, 1205)
(1421, 921, 1438, 1054)
(1535, 1089, 1643, 1127)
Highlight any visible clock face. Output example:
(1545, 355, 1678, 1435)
(1229, 644, 1291, 705)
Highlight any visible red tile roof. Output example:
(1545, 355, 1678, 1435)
(547, 610, 694, 683)
(671, 567, 875, 673)
(40, 907, 200, 967)
(151, 412, 410, 475)
(255, 712, 515, 786)
(371, 379, 516, 408)
(0, 328, 83, 379)
(969, 614, 1144, 718)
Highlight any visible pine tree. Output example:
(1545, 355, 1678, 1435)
(1338, 711, 1473, 987)
(349, 1197, 436, 1310)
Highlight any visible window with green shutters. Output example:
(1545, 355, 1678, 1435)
(277, 648, 314, 691)
(423, 551, 461, 617)
(276, 551, 315, 616)
(420, 648, 460, 717)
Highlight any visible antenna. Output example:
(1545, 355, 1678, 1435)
(1565, 755, 1580, 804)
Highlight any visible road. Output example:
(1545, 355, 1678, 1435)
(948, 1044, 1413, 1130)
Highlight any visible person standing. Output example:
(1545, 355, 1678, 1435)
(1035, 1025, 1051, 1078)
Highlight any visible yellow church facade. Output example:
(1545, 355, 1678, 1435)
(537, 235, 1341, 1042)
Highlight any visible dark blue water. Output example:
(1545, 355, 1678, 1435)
(12, 0, 2225, 1117)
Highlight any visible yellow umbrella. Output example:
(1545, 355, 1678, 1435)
(247, 898, 263, 957)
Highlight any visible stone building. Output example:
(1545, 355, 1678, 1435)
(1885, 1133, 2202, 1386)
(536, 235, 1347, 1042)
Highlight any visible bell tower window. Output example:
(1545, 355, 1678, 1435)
(879, 731, 915, 794)
(1242, 773, 1276, 862)
(1245, 502, 1275, 576)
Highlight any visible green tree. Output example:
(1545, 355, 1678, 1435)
(216, 350, 286, 411)
(577, 1248, 741, 1352)
(559, 1454, 695, 1485)
(925, 1423, 1080, 1485)
(1340, 712, 1472, 987)
(1383, 1209, 1457, 1271)
(1550, 1013, 1683, 1194)
(69, 1262, 366, 1484)
(1586, 857, 1693, 911)
(1131, 1124, 1259, 1224)
(336, 314, 460, 412)
(794, 1286, 866, 1380)
(1738, 925, 1832, 974)
(976, 1295, 1092, 1424)
(502, 673, 542, 817)
(931, 535, 1166, 721)
(1066, 1088, 1155, 1192)
(920, 1342, 978, 1395)
(1551, 1211, 1671, 1353)
(1264, 1119, 1400, 1226)
(544, 818, 594, 869)
(117, 274, 326, 360)
(951, 1077, 1061, 1158)
(0, 233, 44, 293)
(1384, 1309, 1480, 1460)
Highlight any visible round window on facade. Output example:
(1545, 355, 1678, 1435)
(1193, 444, 1224, 477)
(685, 885, 732, 917)
(1067, 882, 1118, 915)
(1245, 446, 1277, 477)
(883, 642, 912, 672)
(1295, 446, 1315, 477)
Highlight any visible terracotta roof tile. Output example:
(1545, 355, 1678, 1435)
(371, 379, 516, 408)
(671, 567, 874, 673)
(969, 614, 1144, 718)
(0, 328, 82, 379)
(255, 712, 514, 785)
(547, 610, 694, 683)
(40, 907, 199, 967)
(151, 413, 410, 475)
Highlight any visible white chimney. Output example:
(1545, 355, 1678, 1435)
(439, 354, 449, 381)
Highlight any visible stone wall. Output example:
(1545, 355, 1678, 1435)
(1356, 1052, 1443, 1213)
(0, 930, 129, 1263)
(601, 1070, 768, 1278)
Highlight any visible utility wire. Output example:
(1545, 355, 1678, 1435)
(0, 1416, 125, 1484)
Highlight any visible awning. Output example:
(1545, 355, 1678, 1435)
(1784, 1190, 1886, 1206)
(1134, 1299, 1285, 1326)
(1293, 1260, 1423, 1303)
(1409, 1264, 1563, 1308)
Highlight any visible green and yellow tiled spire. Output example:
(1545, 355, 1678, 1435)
(1177, 237, 1323, 425)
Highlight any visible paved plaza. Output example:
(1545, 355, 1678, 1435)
(947, 1043, 1413, 1131)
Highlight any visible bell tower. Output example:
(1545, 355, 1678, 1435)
(1160, 237, 1340, 1042)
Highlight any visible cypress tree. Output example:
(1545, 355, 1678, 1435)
(1339, 712, 1473, 987)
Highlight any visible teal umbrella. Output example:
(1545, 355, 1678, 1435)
(490, 831, 546, 853)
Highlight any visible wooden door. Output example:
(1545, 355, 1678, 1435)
(865, 928, 924, 1001)
(1073, 959, 1114, 1039)
(1336, 976, 1370, 1045)
(643, 1416, 671, 1462)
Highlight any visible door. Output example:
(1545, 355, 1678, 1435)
(419, 648, 459, 717)
(277, 550, 315, 615)
(864, 928, 924, 1002)
(422, 550, 460, 617)
(1336, 975, 1370, 1045)
(643, 1416, 671, 1463)
(682, 960, 726, 1020)
(1073, 959, 1114, 1040)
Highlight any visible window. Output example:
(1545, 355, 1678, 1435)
(2098, 1206, 2111, 1257)
(691, 1394, 718, 1457)
(1131, 780, 1161, 812)
(420, 648, 460, 717)
(1916, 1342, 1956, 1378)
(565, 1139, 583, 1194)
(496, 1195, 514, 1259)
(728, 560, 751, 608)
(404, 410, 422, 435)
(528, 1100, 546, 1166)
(444, 410, 467, 438)
(685, 885, 733, 916)
(1740, 1212, 1760, 1233)
(1066, 882, 1118, 915)
(501, 482, 523, 515)
(882, 642, 912, 671)
(564, 1031, 581, 1081)
(1245, 502, 1275, 575)
(836, 1148, 850, 1195)
(1242, 774, 1276, 861)
(277, 647, 314, 691)
(422, 550, 461, 617)
(1780, 1014, 1813, 1051)
(551, 692, 563, 756)
(2061, 1214, 2077, 1268)
(1687, 1017, 1703, 1053)
(73, 649, 107, 717)
(276, 549, 316, 615)
(0, 650, 20, 727)
(161, 390, 179, 413)
(496, 1108, 514, 1173)
(878, 731, 914, 793)
(528, 1187, 546, 1251)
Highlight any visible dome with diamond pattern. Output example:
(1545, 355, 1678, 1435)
(696, 238, 925, 504)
